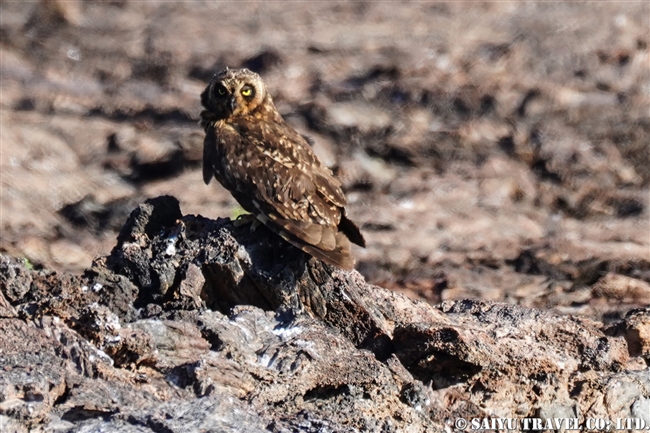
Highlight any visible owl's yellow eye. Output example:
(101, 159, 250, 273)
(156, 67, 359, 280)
(241, 85, 254, 97)
(215, 84, 227, 96)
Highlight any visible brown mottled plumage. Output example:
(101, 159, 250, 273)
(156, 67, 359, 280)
(200, 67, 365, 269)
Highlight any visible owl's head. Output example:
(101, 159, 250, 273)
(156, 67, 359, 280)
(201, 67, 271, 121)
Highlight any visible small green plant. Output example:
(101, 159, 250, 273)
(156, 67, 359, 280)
(231, 206, 249, 220)
(22, 257, 35, 270)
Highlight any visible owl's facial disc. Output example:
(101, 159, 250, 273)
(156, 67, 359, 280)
(203, 68, 266, 119)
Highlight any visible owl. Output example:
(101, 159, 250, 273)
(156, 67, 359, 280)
(200, 67, 365, 270)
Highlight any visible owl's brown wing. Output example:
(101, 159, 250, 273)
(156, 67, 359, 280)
(236, 118, 348, 206)
(204, 119, 364, 269)
(203, 121, 218, 185)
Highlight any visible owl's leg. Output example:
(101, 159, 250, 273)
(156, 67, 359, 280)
(249, 218, 261, 232)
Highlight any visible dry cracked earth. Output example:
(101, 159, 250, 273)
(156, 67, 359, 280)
(1, 1, 649, 432)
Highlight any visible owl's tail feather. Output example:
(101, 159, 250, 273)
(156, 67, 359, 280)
(284, 230, 356, 270)
(338, 211, 366, 248)
(256, 213, 358, 270)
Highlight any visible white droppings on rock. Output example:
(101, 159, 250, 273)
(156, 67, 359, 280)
(105, 335, 122, 344)
(165, 234, 178, 256)
(258, 353, 274, 368)
(94, 348, 114, 366)
(236, 245, 251, 264)
(272, 324, 303, 340)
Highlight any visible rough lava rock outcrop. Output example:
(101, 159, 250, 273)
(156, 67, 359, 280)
(1, 196, 649, 432)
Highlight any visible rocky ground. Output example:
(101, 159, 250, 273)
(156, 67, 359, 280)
(1, 196, 649, 432)
(1, 1, 649, 431)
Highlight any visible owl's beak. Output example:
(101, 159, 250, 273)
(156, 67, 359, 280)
(229, 97, 238, 114)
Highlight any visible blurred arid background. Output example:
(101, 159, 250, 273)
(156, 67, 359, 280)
(1, 1, 648, 322)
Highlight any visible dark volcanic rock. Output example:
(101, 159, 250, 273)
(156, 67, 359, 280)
(1, 197, 649, 432)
